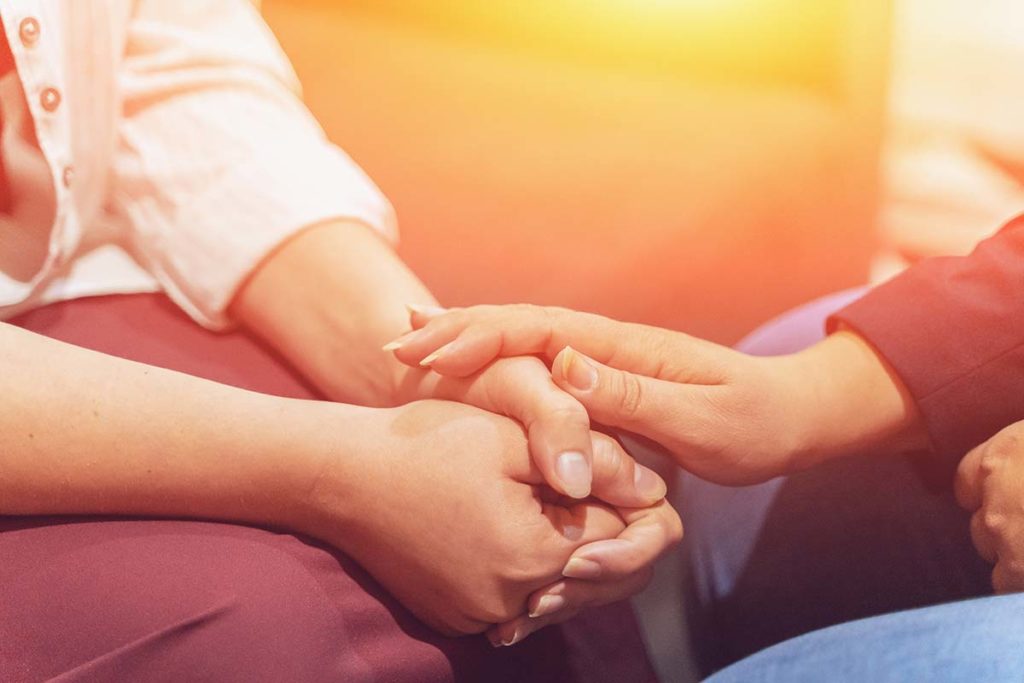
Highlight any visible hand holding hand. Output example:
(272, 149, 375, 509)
(296, 399, 681, 640)
(387, 304, 924, 485)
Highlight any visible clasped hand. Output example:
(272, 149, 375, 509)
(957, 421, 1024, 593)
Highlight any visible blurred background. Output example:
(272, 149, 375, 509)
(262, 0, 890, 345)
(260, 1, 1024, 678)
(261, 0, 1024, 345)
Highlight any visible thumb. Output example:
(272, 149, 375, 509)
(552, 346, 683, 443)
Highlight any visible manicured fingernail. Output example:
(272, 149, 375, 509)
(406, 303, 446, 317)
(381, 330, 419, 352)
(634, 465, 667, 500)
(561, 347, 597, 391)
(420, 349, 443, 366)
(501, 627, 524, 647)
(563, 557, 602, 579)
(555, 451, 591, 498)
(530, 594, 567, 619)
(420, 340, 456, 367)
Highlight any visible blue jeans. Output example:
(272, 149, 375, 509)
(679, 289, 993, 676)
(708, 594, 1024, 682)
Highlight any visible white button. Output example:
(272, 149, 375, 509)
(19, 17, 40, 46)
(62, 165, 74, 189)
(40, 87, 60, 112)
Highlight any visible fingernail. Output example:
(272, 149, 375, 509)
(406, 303, 446, 317)
(563, 557, 602, 579)
(634, 465, 667, 500)
(502, 627, 524, 647)
(556, 451, 592, 498)
(530, 594, 567, 619)
(561, 347, 597, 391)
(381, 330, 419, 352)
(487, 632, 503, 648)
(420, 347, 445, 367)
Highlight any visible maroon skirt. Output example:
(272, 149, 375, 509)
(0, 294, 657, 683)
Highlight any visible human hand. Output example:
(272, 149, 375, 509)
(393, 338, 668, 505)
(486, 497, 680, 646)
(956, 421, 1024, 593)
(296, 399, 681, 638)
(387, 304, 924, 484)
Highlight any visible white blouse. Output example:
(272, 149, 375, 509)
(0, 0, 396, 328)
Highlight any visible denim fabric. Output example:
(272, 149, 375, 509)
(679, 288, 992, 676)
(708, 594, 1024, 683)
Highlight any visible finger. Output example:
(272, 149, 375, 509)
(992, 562, 1024, 594)
(488, 571, 652, 646)
(551, 346, 700, 444)
(403, 303, 732, 382)
(955, 441, 989, 511)
(486, 605, 582, 647)
(420, 326, 507, 378)
(589, 432, 668, 508)
(406, 302, 448, 327)
(544, 499, 626, 548)
(387, 315, 465, 366)
(400, 304, 558, 375)
(496, 359, 596, 499)
(970, 510, 1000, 564)
(562, 500, 682, 581)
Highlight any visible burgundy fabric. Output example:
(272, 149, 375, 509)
(830, 213, 1024, 469)
(0, 294, 657, 683)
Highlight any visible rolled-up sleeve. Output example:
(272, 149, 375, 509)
(109, 0, 397, 328)
(829, 213, 1024, 469)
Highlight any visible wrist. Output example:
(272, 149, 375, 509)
(776, 330, 927, 470)
(260, 398, 380, 539)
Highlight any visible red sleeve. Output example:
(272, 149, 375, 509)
(828, 213, 1024, 467)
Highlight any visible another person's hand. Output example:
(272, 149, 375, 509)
(403, 351, 667, 504)
(387, 304, 926, 485)
(956, 421, 1024, 593)
(293, 399, 682, 640)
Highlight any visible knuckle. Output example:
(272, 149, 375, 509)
(988, 432, 1022, 462)
(980, 451, 1006, 476)
(665, 509, 685, 545)
(546, 396, 588, 423)
(592, 434, 626, 478)
(615, 372, 645, 419)
(983, 511, 1007, 534)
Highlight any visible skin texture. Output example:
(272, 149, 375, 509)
(228, 220, 681, 643)
(0, 317, 673, 639)
(956, 421, 1024, 593)
(388, 303, 929, 485)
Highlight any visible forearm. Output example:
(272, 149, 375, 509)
(0, 321, 348, 527)
(773, 329, 929, 469)
(230, 220, 439, 406)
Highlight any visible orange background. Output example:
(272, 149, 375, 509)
(263, 1, 891, 343)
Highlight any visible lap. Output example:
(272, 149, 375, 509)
(708, 593, 1024, 682)
(680, 288, 992, 675)
(1, 294, 656, 683)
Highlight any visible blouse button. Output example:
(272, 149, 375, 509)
(40, 87, 61, 112)
(18, 17, 40, 47)
(62, 165, 74, 189)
